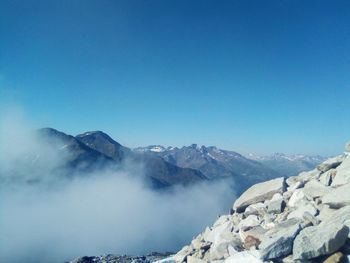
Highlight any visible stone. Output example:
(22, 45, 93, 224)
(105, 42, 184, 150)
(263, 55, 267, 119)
(302, 180, 332, 199)
(244, 203, 266, 217)
(267, 198, 285, 214)
(332, 156, 350, 186)
(224, 251, 263, 263)
(213, 215, 230, 227)
(208, 232, 242, 261)
(293, 223, 349, 260)
(317, 156, 344, 173)
(238, 215, 260, 231)
(287, 201, 318, 220)
(322, 184, 350, 208)
(291, 169, 321, 185)
(187, 256, 207, 263)
(317, 204, 337, 221)
(239, 225, 267, 244)
(204, 221, 233, 244)
(322, 251, 345, 263)
(258, 218, 301, 260)
(321, 205, 350, 228)
(173, 245, 193, 262)
(287, 180, 303, 192)
(233, 177, 286, 212)
(281, 255, 313, 262)
(319, 169, 336, 186)
(346, 141, 350, 152)
(288, 189, 306, 207)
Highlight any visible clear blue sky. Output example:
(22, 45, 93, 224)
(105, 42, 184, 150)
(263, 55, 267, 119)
(1, 0, 349, 155)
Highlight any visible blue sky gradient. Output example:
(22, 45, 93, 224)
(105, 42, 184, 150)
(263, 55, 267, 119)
(1, 0, 350, 155)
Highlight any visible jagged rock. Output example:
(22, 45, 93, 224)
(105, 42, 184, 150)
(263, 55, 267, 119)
(238, 215, 260, 231)
(208, 232, 242, 261)
(331, 155, 350, 186)
(213, 215, 230, 227)
(244, 235, 261, 250)
(322, 251, 345, 263)
(233, 177, 285, 212)
(317, 204, 338, 221)
(287, 169, 320, 186)
(322, 184, 350, 208)
(287, 201, 318, 220)
(293, 223, 349, 260)
(281, 255, 313, 262)
(186, 256, 207, 263)
(267, 193, 284, 214)
(332, 156, 350, 186)
(287, 180, 303, 192)
(223, 251, 263, 263)
(244, 203, 266, 217)
(302, 180, 332, 199)
(258, 218, 301, 260)
(240, 226, 266, 245)
(319, 169, 336, 186)
(287, 189, 306, 207)
(317, 156, 344, 173)
(173, 145, 350, 263)
(173, 245, 193, 262)
(322, 206, 350, 230)
(204, 220, 234, 243)
(345, 141, 350, 152)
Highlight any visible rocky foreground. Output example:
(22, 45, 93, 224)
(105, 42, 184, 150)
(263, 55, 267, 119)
(170, 143, 350, 263)
(69, 143, 350, 263)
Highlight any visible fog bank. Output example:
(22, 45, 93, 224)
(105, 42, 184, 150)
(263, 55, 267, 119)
(0, 111, 235, 263)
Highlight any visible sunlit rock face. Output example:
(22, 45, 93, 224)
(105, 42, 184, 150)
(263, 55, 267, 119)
(170, 141, 350, 263)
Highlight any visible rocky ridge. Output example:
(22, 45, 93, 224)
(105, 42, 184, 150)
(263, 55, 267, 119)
(168, 143, 350, 263)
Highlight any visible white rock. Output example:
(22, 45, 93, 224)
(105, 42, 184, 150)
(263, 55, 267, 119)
(317, 155, 344, 173)
(187, 256, 207, 263)
(267, 198, 284, 214)
(287, 201, 318, 220)
(233, 177, 285, 212)
(288, 189, 306, 207)
(238, 215, 260, 231)
(293, 222, 349, 260)
(213, 215, 230, 227)
(345, 141, 350, 152)
(224, 251, 263, 263)
(322, 184, 350, 208)
(302, 180, 331, 199)
(244, 203, 266, 217)
(287, 181, 303, 192)
(259, 218, 301, 260)
(332, 156, 350, 186)
(205, 221, 234, 244)
(319, 169, 335, 186)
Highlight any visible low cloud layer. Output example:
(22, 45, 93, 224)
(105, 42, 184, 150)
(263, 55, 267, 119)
(0, 111, 235, 263)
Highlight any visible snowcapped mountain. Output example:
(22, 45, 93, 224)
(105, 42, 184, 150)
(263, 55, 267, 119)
(247, 152, 326, 176)
(135, 144, 280, 191)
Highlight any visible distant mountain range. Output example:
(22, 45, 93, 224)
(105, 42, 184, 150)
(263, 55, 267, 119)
(12, 128, 325, 192)
(247, 152, 326, 177)
(33, 128, 206, 188)
(134, 144, 280, 190)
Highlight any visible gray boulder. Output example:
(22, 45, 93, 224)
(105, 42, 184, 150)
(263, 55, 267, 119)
(293, 223, 349, 260)
(302, 180, 331, 199)
(322, 184, 350, 208)
(233, 177, 285, 212)
(332, 156, 350, 186)
(259, 218, 301, 260)
(346, 141, 350, 152)
(317, 156, 344, 173)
